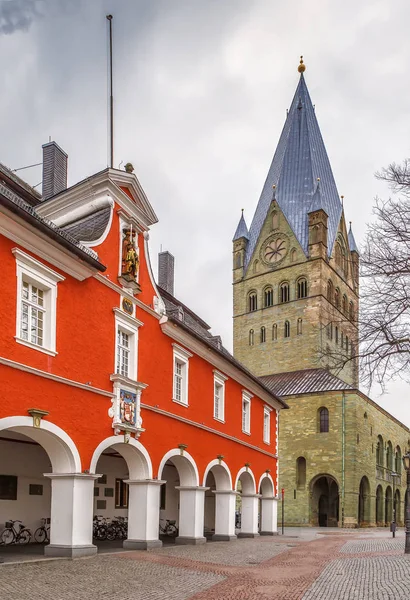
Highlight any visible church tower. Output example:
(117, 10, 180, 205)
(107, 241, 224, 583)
(232, 58, 359, 387)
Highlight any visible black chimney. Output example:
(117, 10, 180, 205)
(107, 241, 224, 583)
(42, 141, 68, 200)
(158, 251, 175, 296)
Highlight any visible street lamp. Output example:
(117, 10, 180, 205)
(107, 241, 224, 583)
(402, 451, 410, 554)
(391, 471, 399, 538)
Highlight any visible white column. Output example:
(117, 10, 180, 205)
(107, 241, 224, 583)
(175, 486, 208, 545)
(212, 490, 237, 541)
(44, 473, 97, 557)
(260, 496, 278, 535)
(123, 479, 163, 550)
(238, 493, 260, 538)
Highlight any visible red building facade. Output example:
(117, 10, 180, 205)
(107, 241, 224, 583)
(0, 147, 285, 557)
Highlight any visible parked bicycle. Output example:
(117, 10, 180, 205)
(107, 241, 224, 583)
(159, 519, 178, 537)
(34, 518, 50, 544)
(1, 520, 32, 545)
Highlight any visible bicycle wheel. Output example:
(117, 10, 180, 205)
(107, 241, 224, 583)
(34, 527, 47, 543)
(106, 526, 116, 541)
(166, 524, 178, 537)
(18, 529, 31, 544)
(1, 528, 15, 545)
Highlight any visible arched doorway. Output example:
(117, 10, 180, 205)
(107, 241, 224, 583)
(358, 476, 371, 526)
(385, 486, 392, 525)
(203, 460, 235, 541)
(235, 468, 258, 537)
(376, 485, 383, 525)
(0, 416, 86, 557)
(258, 474, 277, 535)
(158, 449, 204, 545)
(310, 475, 339, 527)
(90, 436, 157, 550)
(394, 489, 401, 524)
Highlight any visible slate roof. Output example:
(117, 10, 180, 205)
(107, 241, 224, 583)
(158, 286, 288, 408)
(348, 223, 359, 254)
(245, 73, 342, 267)
(62, 207, 112, 243)
(232, 211, 249, 241)
(0, 180, 105, 271)
(259, 368, 353, 397)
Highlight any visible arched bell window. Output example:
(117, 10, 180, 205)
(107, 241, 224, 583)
(327, 280, 333, 302)
(260, 326, 266, 343)
(297, 277, 308, 299)
(264, 287, 274, 308)
(284, 320, 290, 338)
(280, 282, 290, 303)
(248, 291, 257, 312)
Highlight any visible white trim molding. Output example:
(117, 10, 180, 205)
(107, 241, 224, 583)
(13, 248, 65, 354)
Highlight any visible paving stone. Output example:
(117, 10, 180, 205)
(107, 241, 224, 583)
(0, 555, 225, 600)
(340, 538, 405, 553)
(302, 556, 410, 600)
(152, 537, 293, 566)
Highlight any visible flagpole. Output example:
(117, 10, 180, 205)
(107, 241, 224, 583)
(106, 14, 114, 168)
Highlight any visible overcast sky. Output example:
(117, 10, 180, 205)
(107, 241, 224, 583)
(1, 0, 409, 426)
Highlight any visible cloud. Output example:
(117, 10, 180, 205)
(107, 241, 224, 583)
(0, 0, 43, 35)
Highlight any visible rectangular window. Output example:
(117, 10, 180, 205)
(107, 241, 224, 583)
(213, 371, 227, 422)
(172, 344, 192, 405)
(116, 330, 130, 377)
(242, 392, 252, 434)
(0, 475, 18, 500)
(13, 248, 64, 355)
(263, 407, 271, 444)
(114, 309, 141, 381)
(115, 479, 128, 508)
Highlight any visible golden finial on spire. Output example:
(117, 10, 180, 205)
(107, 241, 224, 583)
(272, 184, 276, 190)
(298, 55, 306, 73)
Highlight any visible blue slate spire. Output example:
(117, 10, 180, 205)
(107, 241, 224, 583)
(245, 63, 342, 267)
(233, 209, 249, 242)
(348, 222, 359, 254)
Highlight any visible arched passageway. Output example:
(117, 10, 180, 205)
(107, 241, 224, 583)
(90, 436, 158, 550)
(358, 476, 371, 526)
(310, 475, 339, 527)
(259, 474, 277, 535)
(203, 460, 235, 541)
(376, 485, 383, 525)
(158, 449, 204, 545)
(0, 416, 89, 557)
(235, 468, 259, 537)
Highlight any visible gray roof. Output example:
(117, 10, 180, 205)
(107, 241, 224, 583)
(62, 207, 112, 243)
(0, 181, 105, 271)
(158, 286, 288, 408)
(348, 223, 359, 254)
(245, 73, 342, 267)
(259, 368, 353, 396)
(232, 211, 249, 241)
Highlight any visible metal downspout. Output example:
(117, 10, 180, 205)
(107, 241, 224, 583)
(341, 392, 346, 527)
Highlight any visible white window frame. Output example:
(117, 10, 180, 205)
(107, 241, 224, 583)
(114, 308, 142, 381)
(263, 406, 272, 444)
(242, 390, 253, 434)
(12, 248, 65, 355)
(213, 370, 228, 422)
(172, 344, 192, 406)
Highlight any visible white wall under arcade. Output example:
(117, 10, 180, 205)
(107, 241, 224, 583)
(159, 464, 179, 526)
(93, 452, 129, 520)
(0, 435, 52, 536)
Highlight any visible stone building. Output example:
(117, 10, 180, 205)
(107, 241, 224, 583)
(232, 58, 410, 527)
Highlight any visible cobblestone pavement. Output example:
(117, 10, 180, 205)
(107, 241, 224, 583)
(340, 537, 405, 553)
(153, 537, 295, 566)
(2, 531, 410, 599)
(302, 556, 410, 600)
(0, 555, 225, 600)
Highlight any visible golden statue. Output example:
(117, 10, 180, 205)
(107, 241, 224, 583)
(121, 229, 139, 281)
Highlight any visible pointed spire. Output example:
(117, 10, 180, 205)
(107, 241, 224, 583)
(310, 178, 327, 214)
(245, 64, 342, 266)
(233, 209, 249, 242)
(348, 221, 359, 254)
